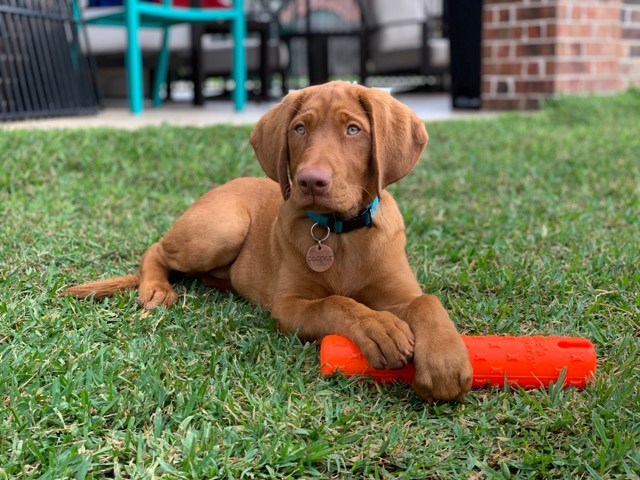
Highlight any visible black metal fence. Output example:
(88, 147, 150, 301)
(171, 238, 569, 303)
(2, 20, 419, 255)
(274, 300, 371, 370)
(0, 0, 101, 121)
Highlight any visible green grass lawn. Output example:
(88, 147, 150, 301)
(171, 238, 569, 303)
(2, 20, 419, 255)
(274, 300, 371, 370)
(1, 92, 639, 479)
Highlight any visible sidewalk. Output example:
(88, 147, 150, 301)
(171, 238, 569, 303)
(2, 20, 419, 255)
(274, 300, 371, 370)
(2, 92, 495, 130)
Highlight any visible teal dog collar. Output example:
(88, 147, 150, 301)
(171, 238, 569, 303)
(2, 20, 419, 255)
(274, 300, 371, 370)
(306, 197, 380, 234)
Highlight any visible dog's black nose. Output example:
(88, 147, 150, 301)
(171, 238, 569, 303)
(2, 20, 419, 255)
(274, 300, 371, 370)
(297, 168, 333, 196)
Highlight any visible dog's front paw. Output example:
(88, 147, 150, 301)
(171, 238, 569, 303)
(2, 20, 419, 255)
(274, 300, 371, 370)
(412, 331, 472, 403)
(352, 312, 415, 370)
(138, 282, 178, 309)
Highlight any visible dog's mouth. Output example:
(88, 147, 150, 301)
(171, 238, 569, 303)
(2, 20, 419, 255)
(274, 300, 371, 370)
(296, 192, 366, 219)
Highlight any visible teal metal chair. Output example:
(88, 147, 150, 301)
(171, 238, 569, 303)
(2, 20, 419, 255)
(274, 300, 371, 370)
(74, 0, 246, 114)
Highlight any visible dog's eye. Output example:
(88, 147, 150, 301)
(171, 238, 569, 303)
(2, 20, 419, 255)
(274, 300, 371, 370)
(294, 124, 305, 135)
(347, 125, 361, 136)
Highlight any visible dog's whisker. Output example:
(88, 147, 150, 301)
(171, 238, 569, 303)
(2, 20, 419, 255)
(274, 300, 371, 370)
(348, 184, 376, 203)
(284, 103, 303, 115)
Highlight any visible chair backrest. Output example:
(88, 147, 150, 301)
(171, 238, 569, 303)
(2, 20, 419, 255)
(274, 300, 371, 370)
(360, 0, 425, 29)
(423, 0, 443, 18)
(360, 0, 428, 53)
(279, 0, 360, 34)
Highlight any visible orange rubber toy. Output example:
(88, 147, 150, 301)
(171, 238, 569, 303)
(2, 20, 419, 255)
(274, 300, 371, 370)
(320, 334, 597, 389)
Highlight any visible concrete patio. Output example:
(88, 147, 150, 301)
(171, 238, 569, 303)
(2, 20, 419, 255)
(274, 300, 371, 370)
(2, 91, 496, 130)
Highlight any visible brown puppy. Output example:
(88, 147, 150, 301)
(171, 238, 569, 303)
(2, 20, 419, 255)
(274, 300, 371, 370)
(62, 81, 472, 402)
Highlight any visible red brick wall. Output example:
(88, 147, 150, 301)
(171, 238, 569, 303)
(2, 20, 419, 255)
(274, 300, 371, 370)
(482, 0, 627, 110)
(622, 0, 640, 87)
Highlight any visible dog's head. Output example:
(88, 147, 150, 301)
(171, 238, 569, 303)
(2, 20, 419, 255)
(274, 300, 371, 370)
(250, 81, 428, 216)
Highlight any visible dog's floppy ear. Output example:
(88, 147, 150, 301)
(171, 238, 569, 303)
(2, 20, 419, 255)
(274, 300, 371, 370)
(250, 90, 304, 200)
(359, 88, 428, 194)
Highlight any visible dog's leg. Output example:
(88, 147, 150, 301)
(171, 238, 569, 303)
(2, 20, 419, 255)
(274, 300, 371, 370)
(353, 263, 472, 402)
(272, 296, 415, 370)
(137, 242, 179, 309)
(386, 294, 473, 402)
(137, 186, 255, 309)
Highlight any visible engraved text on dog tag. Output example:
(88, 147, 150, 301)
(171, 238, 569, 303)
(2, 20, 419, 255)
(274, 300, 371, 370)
(306, 243, 334, 272)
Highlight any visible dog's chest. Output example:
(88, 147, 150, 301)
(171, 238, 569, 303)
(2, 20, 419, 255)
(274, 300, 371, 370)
(313, 235, 378, 296)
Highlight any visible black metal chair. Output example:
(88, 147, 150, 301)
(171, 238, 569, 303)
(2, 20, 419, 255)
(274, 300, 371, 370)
(357, 0, 449, 87)
(188, 0, 290, 103)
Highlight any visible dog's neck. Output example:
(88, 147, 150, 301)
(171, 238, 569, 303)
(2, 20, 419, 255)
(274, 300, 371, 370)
(305, 197, 380, 234)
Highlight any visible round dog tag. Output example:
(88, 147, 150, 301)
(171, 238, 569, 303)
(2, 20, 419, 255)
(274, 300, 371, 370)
(306, 244, 334, 272)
